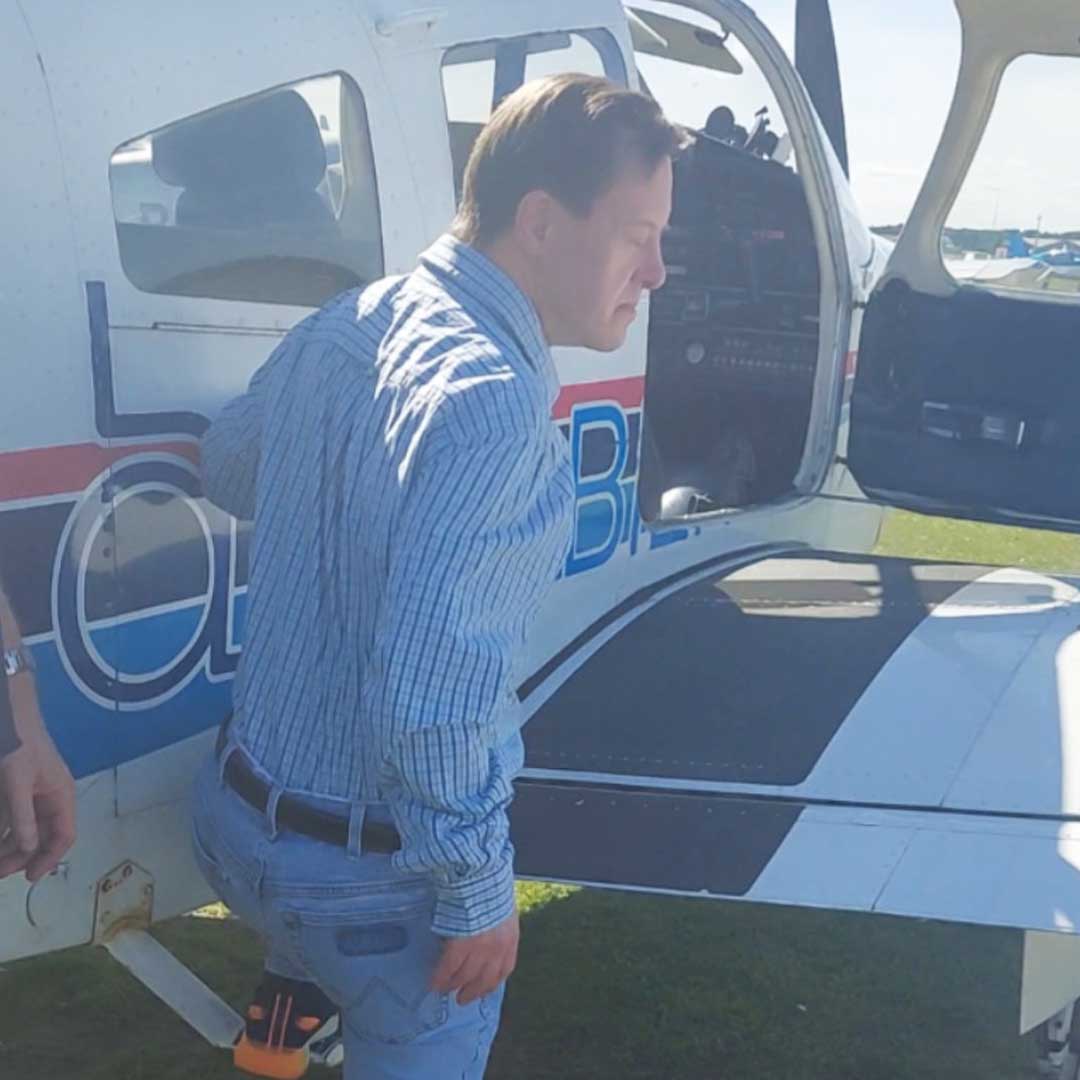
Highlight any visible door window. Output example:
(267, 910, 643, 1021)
(944, 55, 1080, 297)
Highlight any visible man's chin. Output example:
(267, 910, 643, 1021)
(586, 320, 634, 353)
(556, 316, 633, 353)
(584, 334, 626, 354)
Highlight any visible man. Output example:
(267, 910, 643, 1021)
(0, 580, 76, 881)
(192, 73, 683, 1078)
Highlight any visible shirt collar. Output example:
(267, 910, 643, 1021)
(418, 234, 561, 406)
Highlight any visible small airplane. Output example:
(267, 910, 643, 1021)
(949, 230, 1080, 292)
(5, 0, 1080, 1074)
(1001, 230, 1080, 267)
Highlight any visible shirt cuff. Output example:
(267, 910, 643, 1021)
(432, 850, 516, 938)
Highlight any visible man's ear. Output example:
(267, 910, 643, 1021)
(513, 190, 557, 256)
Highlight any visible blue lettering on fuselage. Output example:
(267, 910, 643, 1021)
(563, 401, 690, 578)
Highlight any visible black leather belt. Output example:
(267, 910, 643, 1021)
(223, 751, 401, 854)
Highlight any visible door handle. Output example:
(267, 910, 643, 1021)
(922, 401, 1027, 449)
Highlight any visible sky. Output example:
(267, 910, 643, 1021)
(634, 1, 1079, 233)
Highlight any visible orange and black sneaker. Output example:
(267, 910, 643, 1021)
(233, 972, 341, 1079)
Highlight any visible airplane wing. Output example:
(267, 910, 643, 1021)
(513, 549, 1080, 940)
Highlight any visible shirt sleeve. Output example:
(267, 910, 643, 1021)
(199, 344, 287, 521)
(200, 294, 366, 519)
(0, 663, 17, 757)
(363, 391, 571, 938)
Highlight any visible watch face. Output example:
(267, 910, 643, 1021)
(3, 649, 28, 677)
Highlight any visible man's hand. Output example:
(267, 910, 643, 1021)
(0, 701, 76, 882)
(431, 907, 520, 1006)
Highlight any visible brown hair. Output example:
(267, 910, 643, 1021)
(452, 73, 688, 246)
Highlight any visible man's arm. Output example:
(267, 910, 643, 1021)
(0, 625, 18, 758)
(202, 331, 324, 519)
(0, 581, 76, 881)
(200, 373, 265, 521)
(364, 386, 570, 994)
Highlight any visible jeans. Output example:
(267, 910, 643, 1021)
(189, 754, 505, 1079)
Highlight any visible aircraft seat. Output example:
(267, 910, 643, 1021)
(153, 88, 333, 229)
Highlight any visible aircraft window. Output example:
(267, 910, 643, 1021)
(441, 29, 627, 202)
(633, 7, 796, 173)
(108, 73, 383, 308)
(944, 55, 1080, 298)
(635, 17, 821, 521)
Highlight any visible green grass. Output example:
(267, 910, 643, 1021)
(1, 508, 1070, 1079)
(876, 508, 1080, 574)
(0, 887, 1038, 1080)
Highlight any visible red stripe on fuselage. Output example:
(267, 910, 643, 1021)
(1, 377, 645, 504)
(0, 441, 199, 503)
(552, 376, 644, 421)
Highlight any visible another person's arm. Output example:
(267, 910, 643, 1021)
(365, 381, 570, 1003)
(0, 582, 76, 881)
(0, 627, 18, 759)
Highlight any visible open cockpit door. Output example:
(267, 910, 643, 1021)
(626, 5, 742, 74)
(849, 0, 1080, 529)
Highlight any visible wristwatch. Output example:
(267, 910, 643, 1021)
(2, 646, 34, 677)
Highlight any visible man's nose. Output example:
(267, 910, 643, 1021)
(640, 238, 667, 291)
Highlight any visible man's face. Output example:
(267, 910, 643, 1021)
(534, 157, 672, 352)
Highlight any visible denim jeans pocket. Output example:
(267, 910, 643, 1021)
(277, 894, 449, 1046)
(189, 809, 264, 931)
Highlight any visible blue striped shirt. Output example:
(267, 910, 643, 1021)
(201, 235, 574, 936)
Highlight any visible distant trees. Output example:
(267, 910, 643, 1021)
(945, 228, 1009, 255)
(869, 225, 1080, 252)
